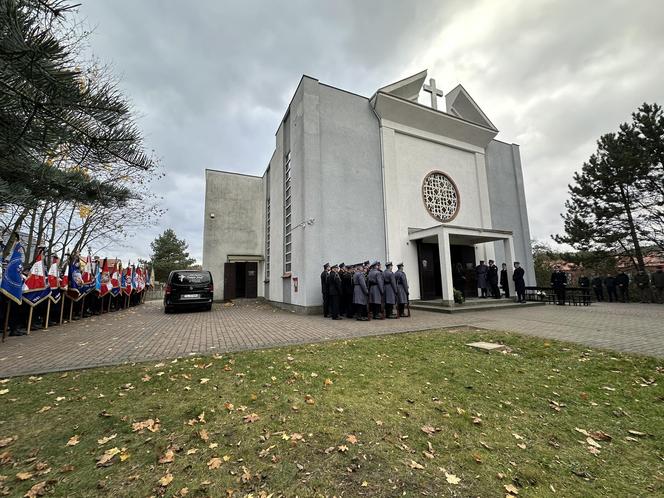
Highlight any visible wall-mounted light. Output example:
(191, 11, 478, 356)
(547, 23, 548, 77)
(209, 213, 215, 219)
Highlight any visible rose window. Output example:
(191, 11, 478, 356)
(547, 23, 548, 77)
(422, 171, 459, 222)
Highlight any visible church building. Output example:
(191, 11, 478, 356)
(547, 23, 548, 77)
(203, 70, 535, 311)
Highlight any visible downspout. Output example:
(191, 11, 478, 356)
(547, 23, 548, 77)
(370, 94, 390, 263)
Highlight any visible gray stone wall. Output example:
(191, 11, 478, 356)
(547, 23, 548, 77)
(202, 170, 265, 299)
(485, 140, 536, 285)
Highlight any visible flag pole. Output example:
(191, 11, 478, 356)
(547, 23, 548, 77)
(2, 301, 9, 342)
(69, 297, 74, 322)
(26, 306, 34, 334)
(44, 300, 51, 330)
(60, 295, 66, 325)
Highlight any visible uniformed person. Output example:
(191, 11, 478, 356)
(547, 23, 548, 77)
(383, 262, 398, 318)
(327, 264, 342, 320)
(513, 262, 526, 303)
(353, 263, 369, 320)
(339, 263, 353, 318)
(320, 263, 330, 317)
(487, 260, 500, 299)
(395, 263, 409, 317)
(550, 265, 567, 305)
(368, 261, 384, 319)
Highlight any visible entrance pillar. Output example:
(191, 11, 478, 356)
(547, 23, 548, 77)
(503, 237, 516, 298)
(437, 231, 454, 306)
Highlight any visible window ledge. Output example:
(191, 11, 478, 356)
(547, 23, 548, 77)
(282, 272, 292, 279)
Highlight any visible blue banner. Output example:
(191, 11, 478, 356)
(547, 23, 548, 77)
(0, 243, 24, 305)
(22, 288, 51, 307)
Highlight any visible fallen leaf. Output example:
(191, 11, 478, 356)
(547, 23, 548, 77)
(24, 480, 47, 497)
(0, 436, 16, 448)
(574, 427, 590, 437)
(408, 460, 424, 470)
(207, 457, 222, 469)
(361, 480, 369, 487)
(131, 418, 160, 433)
(66, 435, 80, 446)
(199, 378, 210, 384)
(304, 395, 315, 405)
(186, 448, 198, 455)
(589, 431, 612, 441)
(37, 406, 51, 414)
(628, 430, 646, 437)
(60, 464, 75, 473)
(517, 443, 527, 450)
(324, 378, 333, 386)
(97, 434, 117, 445)
(472, 452, 483, 463)
(16, 471, 33, 480)
(158, 472, 173, 487)
(472, 417, 482, 425)
(504, 483, 519, 494)
(421, 425, 436, 435)
(96, 447, 122, 467)
(0, 389, 8, 395)
(586, 437, 601, 449)
(243, 413, 260, 423)
(223, 402, 234, 411)
(337, 445, 348, 452)
(445, 472, 461, 484)
(241, 466, 252, 483)
(179, 488, 189, 496)
(198, 429, 209, 442)
(346, 434, 358, 445)
(159, 448, 175, 464)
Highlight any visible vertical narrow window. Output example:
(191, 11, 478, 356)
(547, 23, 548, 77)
(283, 150, 292, 273)
(265, 196, 270, 280)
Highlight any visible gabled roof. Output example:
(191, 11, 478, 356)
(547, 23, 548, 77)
(376, 70, 427, 102)
(445, 84, 497, 131)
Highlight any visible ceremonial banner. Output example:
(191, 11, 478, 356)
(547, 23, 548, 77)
(131, 265, 138, 294)
(96, 258, 112, 297)
(110, 261, 121, 297)
(48, 256, 61, 303)
(67, 258, 87, 302)
(123, 265, 133, 296)
(0, 243, 23, 305)
(22, 250, 51, 307)
(81, 254, 94, 294)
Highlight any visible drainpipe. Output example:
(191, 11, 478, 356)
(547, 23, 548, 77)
(370, 96, 389, 263)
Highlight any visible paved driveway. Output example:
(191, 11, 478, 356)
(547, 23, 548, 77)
(0, 300, 662, 377)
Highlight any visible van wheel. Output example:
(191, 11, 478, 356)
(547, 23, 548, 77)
(164, 306, 172, 314)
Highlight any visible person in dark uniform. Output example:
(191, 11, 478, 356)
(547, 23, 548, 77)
(327, 264, 342, 320)
(353, 263, 369, 320)
(605, 274, 617, 302)
(395, 263, 409, 317)
(476, 261, 488, 298)
(500, 263, 510, 298)
(383, 262, 398, 318)
(635, 270, 651, 303)
(550, 265, 567, 305)
(616, 271, 630, 302)
(578, 273, 590, 304)
(513, 262, 526, 303)
(320, 263, 330, 317)
(591, 274, 604, 302)
(453, 262, 466, 298)
(339, 263, 353, 318)
(487, 260, 500, 299)
(368, 261, 384, 319)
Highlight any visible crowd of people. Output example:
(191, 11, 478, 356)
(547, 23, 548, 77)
(320, 261, 409, 320)
(578, 266, 664, 304)
(461, 260, 527, 303)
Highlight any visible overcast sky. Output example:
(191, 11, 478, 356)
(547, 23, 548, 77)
(78, 0, 664, 262)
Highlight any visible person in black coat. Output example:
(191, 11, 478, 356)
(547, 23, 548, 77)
(327, 264, 342, 320)
(550, 265, 567, 305)
(487, 260, 500, 299)
(591, 275, 604, 302)
(339, 263, 354, 318)
(616, 271, 630, 302)
(512, 262, 526, 303)
(320, 263, 330, 317)
(500, 263, 510, 298)
(605, 275, 617, 302)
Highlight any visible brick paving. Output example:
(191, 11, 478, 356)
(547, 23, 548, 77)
(0, 300, 662, 377)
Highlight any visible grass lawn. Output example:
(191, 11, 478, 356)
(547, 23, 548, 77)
(0, 328, 662, 497)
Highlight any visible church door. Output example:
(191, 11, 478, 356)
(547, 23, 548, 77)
(223, 263, 236, 300)
(223, 262, 258, 300)
(417, 242, 442, 300)
(450, 245, 478, 297)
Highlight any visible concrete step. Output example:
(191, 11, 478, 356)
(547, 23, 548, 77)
(409, 300, 545, 314)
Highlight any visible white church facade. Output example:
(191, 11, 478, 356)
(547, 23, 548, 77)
(203, 70, 535, 311)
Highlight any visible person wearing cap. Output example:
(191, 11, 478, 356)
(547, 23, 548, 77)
(550, 264, 567, 305)
(513, 262, 526, 303)
(368, 261, 384, 319)
(327, 264, 342, 319)
(475, 260, 488, 298)
(383, 262, 398, 318)
(340, 263, 354, 319)
(488, 260, 500, 299)
(353, 263, 369, 320)
(320, 263, 330, 317)
(395, 263, 409, 317)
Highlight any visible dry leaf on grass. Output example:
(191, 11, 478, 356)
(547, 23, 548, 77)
(96, 447, 122, 467)
(198, 429, 209, 442)
(37, 406, 51, 414)
(324, 378, 333, 386)
(97, 434, 117, 445)
(408, 460, 425, 470)
(243, 413, 260, 423)
(504, 483, 519, 494)
(131, 418, 160, 433)
(16, 471, 33, 480)
(0, 436, 16, 448)
(24, 480, 47, 497)
(207, 457, 222, 469)
(346, 434, 358, 445)
(421, 425, 437, 435)
(158, 448, 175, 464)
(158, 473, 173, 487)
(66, 435, 80, 446)
(445, 472, 461, 484)
(304, 395, 315, 405)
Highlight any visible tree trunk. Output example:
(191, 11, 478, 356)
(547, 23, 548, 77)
(619, 185, 646, 270)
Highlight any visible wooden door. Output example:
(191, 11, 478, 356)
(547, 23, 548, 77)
(418, 243, 437, 300)
(224, 262, 236, 300)
(245, 262, 258, 299)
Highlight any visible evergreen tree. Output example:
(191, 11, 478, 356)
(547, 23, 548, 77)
(149, 229, 196, 281)
(553, 104, 660, 270)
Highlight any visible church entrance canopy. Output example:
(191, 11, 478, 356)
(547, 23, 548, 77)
(408, 224, 515, 306)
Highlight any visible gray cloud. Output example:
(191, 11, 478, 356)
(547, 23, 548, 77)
(77, 0, 664, 260)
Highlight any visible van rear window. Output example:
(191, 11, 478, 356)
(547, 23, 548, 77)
(172, 271, 210, 284)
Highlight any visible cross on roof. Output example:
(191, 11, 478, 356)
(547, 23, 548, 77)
(423, 78, 444, 110)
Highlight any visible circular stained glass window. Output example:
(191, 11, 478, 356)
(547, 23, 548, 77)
(422, 171, 460, 222)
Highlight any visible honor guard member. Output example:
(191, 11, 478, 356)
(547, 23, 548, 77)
(383, 262, 398, 318)
(327, 264, 342, 320)
(368, 261, 384, 319)
(395, 263, 409, 317)
(339, 263, 353, 318)
(487, 260, 500, 299)
(320, 263, 330, 317)
(476, 260, 488, 298)
(512, 262, 526, 303)
(353, 263, 369, 320)
(550, 265, 567, 305)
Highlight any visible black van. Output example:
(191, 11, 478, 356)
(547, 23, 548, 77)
(163, 270, 213, 313)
